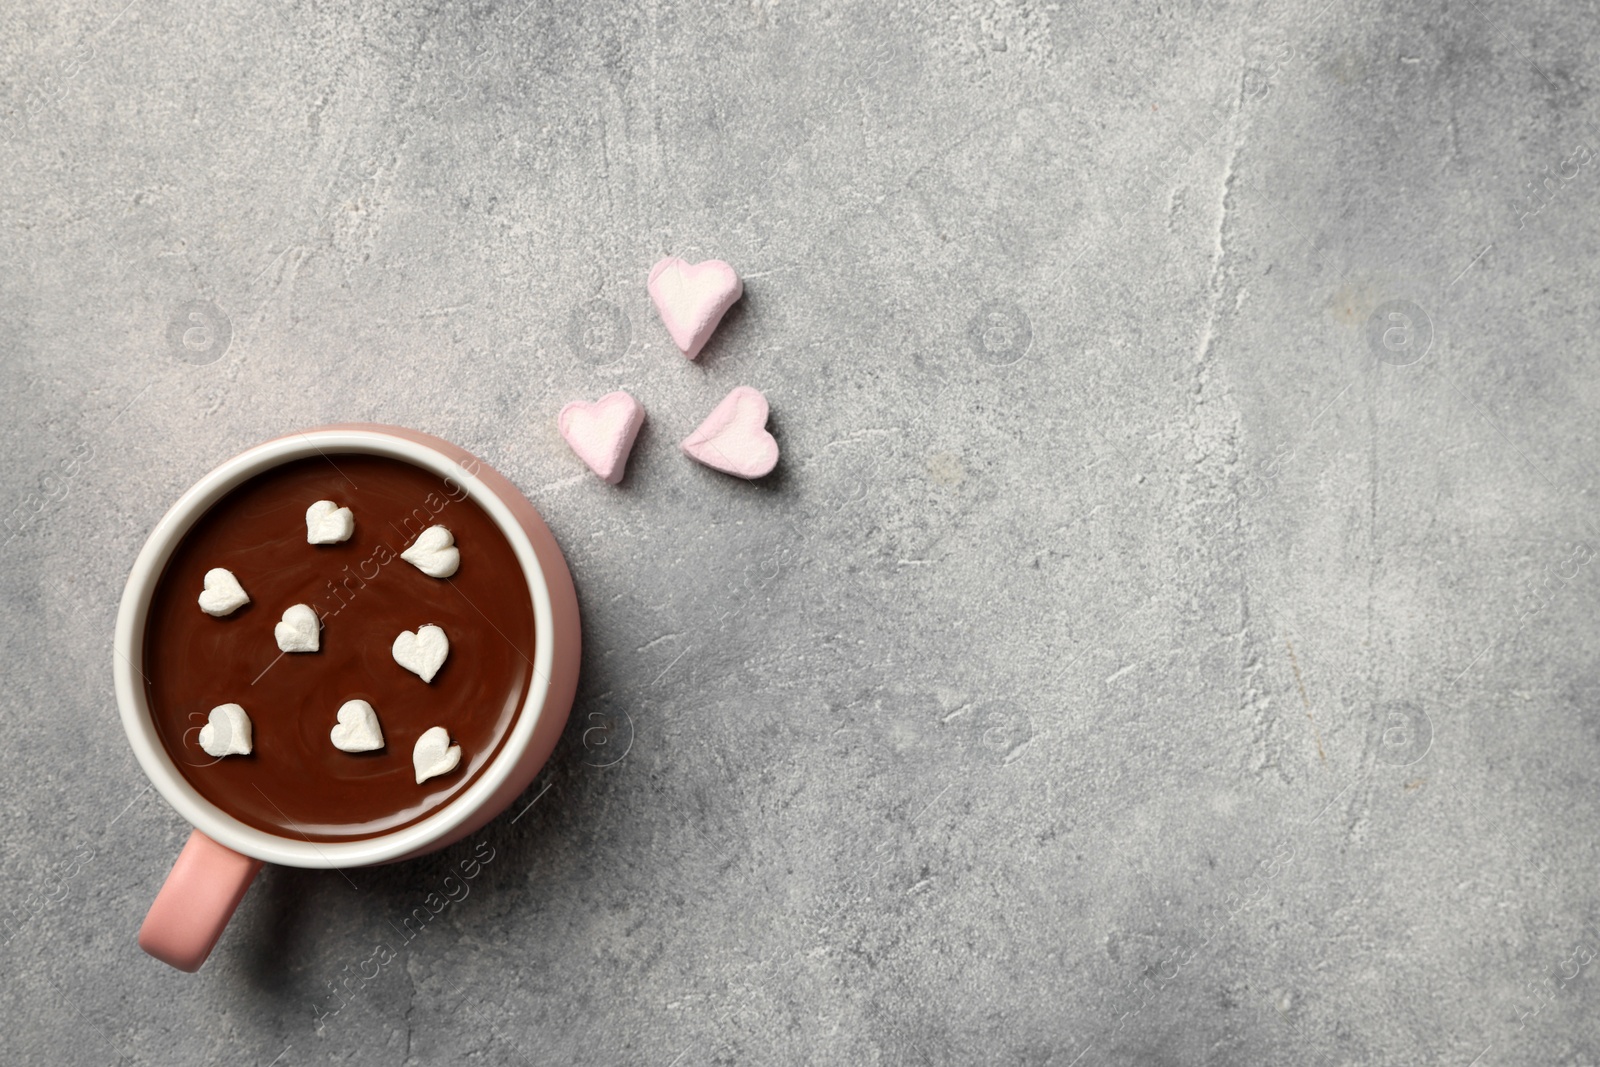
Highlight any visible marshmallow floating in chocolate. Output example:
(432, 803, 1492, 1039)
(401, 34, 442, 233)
(413, 726, 461, 784)
(401, 525, 459, 578)
(393, 624, 449, 683)
(198, 567, 250, 617)
(330, 699, 384, 753)
(648, 256, 742, 360)
(274, 603, 320, 652)
(305, 499, 354, 544)
(681, 386, 780, 479)
(198, 703, 253, 757)
(558, 391, 645, 484)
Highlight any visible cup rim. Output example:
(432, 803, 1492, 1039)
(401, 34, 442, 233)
(113, 428, 556, 868)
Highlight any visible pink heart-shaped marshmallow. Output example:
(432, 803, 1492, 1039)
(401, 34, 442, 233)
(680, 386, 779, 480)
(647, 257, 742, 360)
(558, 391, 646, 484)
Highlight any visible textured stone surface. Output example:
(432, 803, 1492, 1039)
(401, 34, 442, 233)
(4, 0, 1600, 1063)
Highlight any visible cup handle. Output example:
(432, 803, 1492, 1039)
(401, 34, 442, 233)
(138, 829, 262, 971)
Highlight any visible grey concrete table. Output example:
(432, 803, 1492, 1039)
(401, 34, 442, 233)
(4, 1, 1598, 1063)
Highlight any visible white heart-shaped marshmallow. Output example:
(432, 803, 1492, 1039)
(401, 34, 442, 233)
(413, 726, 461, 784)
(306, 499, 355, 544)
(274, 603, 320, 652)
(198, 703, 253, 757)
(198, 567, 250, 616)
(392, 624, 449, 683)
(330, 699, 384, 753)
(401, 525, 459, 578)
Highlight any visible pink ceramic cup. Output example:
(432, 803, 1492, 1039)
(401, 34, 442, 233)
(114, 424, 581, 971)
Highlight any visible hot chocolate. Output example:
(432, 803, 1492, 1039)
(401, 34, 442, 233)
(142, 453, 537, 842)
